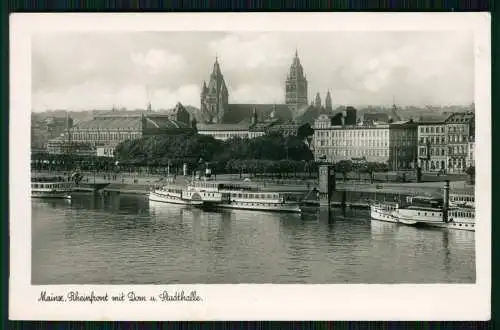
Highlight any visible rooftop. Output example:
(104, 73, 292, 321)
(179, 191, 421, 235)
(197, 123, 251, 131)
(445, 112, 475, 124)
(73, 114, 190, 130)
(222, 104, 293, 124)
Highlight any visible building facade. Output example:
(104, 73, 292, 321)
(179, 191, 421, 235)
(417, 121, 448, 172)
(468, 139, 475, 167)
(47, 106, 196, 156)
(445, 112, 475, 173)
(196, 123, 263, 141)
(31, 116, 73, 150)
(313, 114, 418, 170)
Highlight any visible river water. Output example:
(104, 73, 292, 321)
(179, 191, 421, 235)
(32, 193, 475, 284)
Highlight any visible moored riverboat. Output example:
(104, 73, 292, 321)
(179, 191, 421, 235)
(369, 201, 399, 223)
(148, 186, 204, 206)
(217, 190, 302, 213)
(31, 176, 73, 199)
(187, 179, 301, 213)
(370, 195, 475, 232)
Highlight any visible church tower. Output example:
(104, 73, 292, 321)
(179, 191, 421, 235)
(314, 92, 321, 108)
(325, 90, 332, 112)
(200, 56, 229, 124)
(285, 50, 308, 116)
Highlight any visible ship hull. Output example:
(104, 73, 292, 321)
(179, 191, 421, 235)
(32, 190, 72, 199)
(148, 191, 204, 206)
(370, 205, 399, 223)
(217, 201, 302, 213)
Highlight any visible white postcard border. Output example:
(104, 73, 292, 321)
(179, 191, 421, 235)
(9, 12, 491, 321)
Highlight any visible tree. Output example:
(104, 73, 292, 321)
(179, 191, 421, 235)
(335, 160, 353, 182)
(297, 123, 314, 140)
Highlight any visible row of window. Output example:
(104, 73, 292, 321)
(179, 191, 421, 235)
(32, 183, 69, 189)
(230, 193, 281, 199)
(71, 132, 141, 141)
(317, 149, 390, 157)
(419, 135, 472, 144)
(450, 195, 474, 202)
(318, 140, 389, 147)
(316, 130, 389, 138)
(420, 160, 446, 170)
(450, 211, 474, 218)
(419, 125, 472, 134)
(419, 145, 471, 156)
(198, 131, 250, 140)
(420, 126, 445, 133)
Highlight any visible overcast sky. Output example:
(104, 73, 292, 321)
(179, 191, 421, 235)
(31, 31, 474, 112)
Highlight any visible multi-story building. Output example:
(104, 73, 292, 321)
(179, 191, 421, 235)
(196, 106, 306, 141)
(417, 121, 448, 172)
(196, 123, 261, 141)
(313, 114, 418, 170)
(31, 115, 73, 150)
(47, 105, 196, 156)
(468, 138, 475, 167)
(445, 112, 475, 173)
(46, 138, 95, 156)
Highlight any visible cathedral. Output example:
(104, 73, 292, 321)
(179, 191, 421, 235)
(200, 57, 228, 124)
(200, 50, 312, 125)
(285, 50, 309, 114)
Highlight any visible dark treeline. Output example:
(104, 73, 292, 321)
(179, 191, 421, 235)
(113, 132, 317, 177)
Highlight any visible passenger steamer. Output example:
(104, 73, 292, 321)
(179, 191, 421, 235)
(369, 181, 475, 231)
(148, 186, 205, 206)
(31, 176, 73, 199)
(187, 180, 302, 213)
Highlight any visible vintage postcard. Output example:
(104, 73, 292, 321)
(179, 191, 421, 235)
(10, 13, 490, 320)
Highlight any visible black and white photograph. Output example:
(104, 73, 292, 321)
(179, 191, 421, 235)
(10, 13, 490, 320)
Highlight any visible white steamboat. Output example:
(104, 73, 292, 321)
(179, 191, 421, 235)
(370, 201, 399, 223)
(187, 180, 302, 213)
(369, 181, 475, 231)
(31, 176, 73, 199)
(148, 186, 204, 206)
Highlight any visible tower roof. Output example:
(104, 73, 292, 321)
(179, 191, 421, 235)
(288, 50, 305, 79)
(212, 56, 222, 77)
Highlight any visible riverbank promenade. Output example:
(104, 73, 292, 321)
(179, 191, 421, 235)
(32, 170, 473, 198)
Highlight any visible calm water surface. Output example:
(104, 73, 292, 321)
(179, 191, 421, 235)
(32, 193, 475, 284)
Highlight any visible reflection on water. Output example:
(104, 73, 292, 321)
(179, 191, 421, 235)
(32, 194, 476, 284)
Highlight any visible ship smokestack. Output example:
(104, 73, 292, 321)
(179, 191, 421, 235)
(442, 180, 450, 222)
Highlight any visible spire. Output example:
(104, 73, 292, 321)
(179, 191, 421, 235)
(212, 55, 222, 76)
(315, 92, 321, 108)
(295, 48, 298, 57)
(325, 90, 332, 111)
